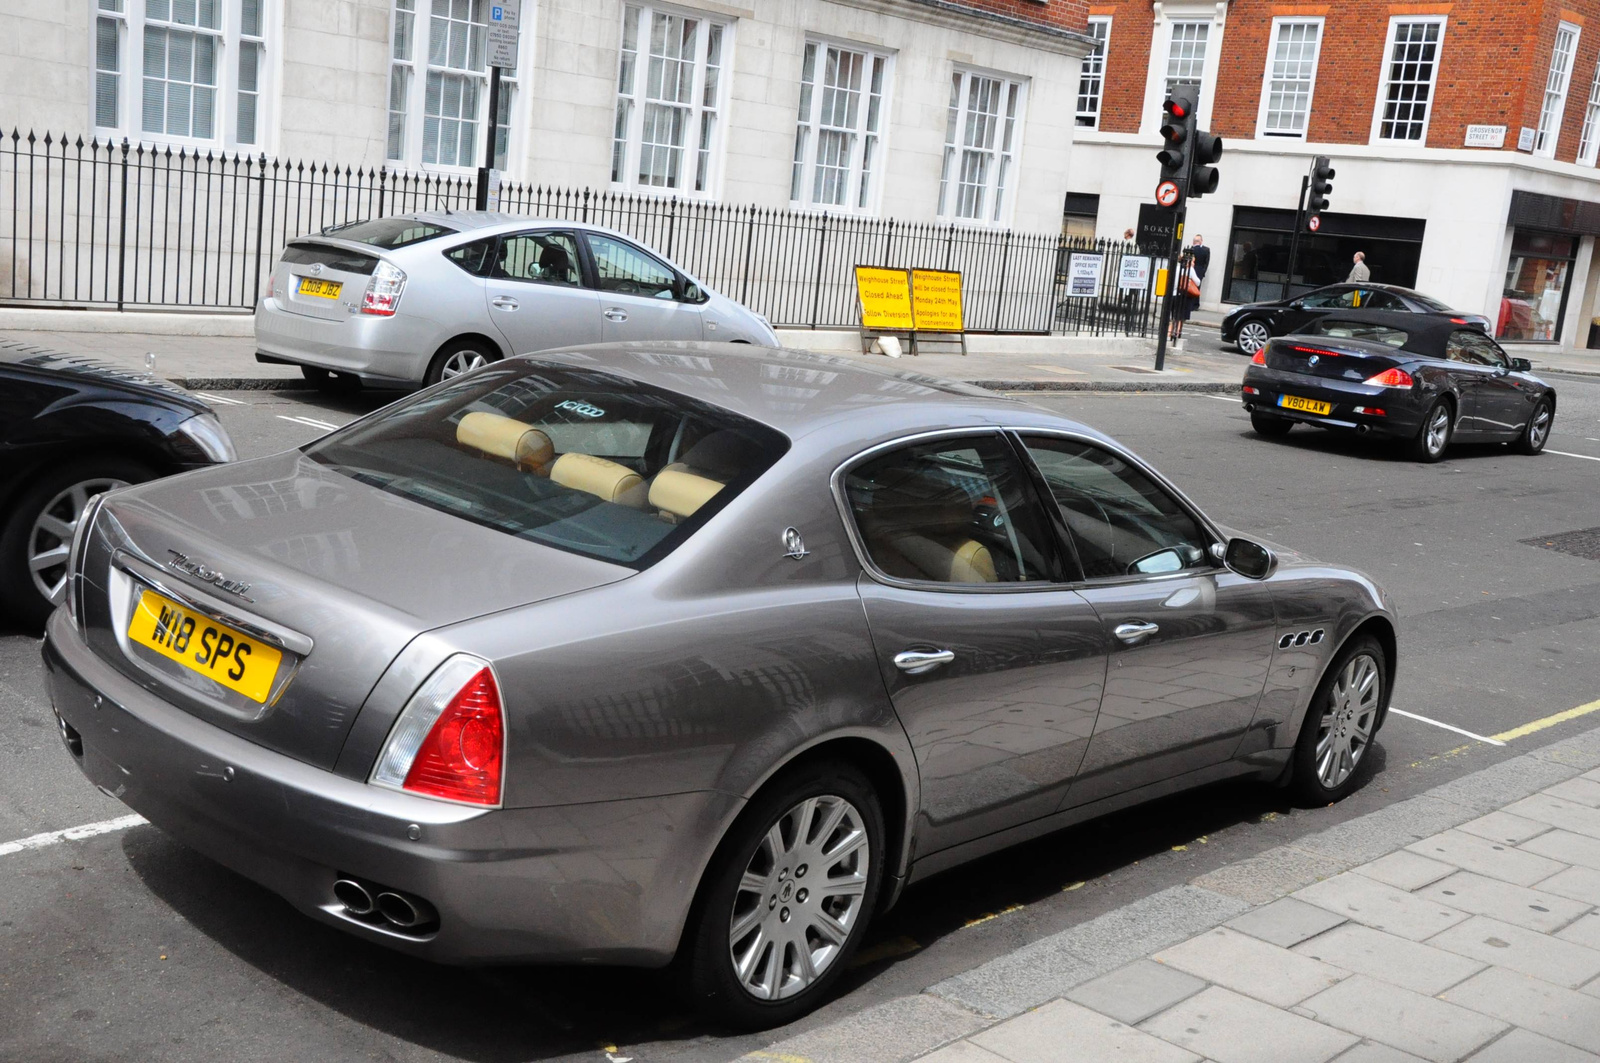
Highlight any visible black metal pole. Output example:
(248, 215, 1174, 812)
(1153, 207, 1184, 371)
(1284, 172, 1309, 301)
(476, 64, 503, 211)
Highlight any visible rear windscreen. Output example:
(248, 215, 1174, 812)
(320, 217, 456, 249)
(303, 364, 790, 568)
(278, 243, 378, 274)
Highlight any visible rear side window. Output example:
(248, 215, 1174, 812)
(445, 237, 497, 277)
(321, 217, 456, 249)
(279, 242, 378, 275)
(303, 365, 789, 568)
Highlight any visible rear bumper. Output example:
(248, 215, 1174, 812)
(254, 298, 434, 385)
(1241, 366, 1427, 437)
(42, 608, 739, 967)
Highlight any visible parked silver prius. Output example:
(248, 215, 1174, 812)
(255, 212, 778, 387)
(44, 344, 1396, 1028)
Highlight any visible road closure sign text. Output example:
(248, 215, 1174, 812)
(855, 266, 915, 331)
(910, 269, 963, 332)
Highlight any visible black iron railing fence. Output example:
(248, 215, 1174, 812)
(1, 129, 1156, 335)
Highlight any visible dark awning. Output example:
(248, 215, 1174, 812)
(1508, 190, 1600, 236)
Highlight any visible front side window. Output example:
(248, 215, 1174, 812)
(494, 232, 582, 286)
(1075, 17, 1110, 129)
(1164, 20, 1210, 99)
(938, 69, 1025, 224)
(1536, 22, 1582, 157)
(1019, 437, 1209, 580)
(1260, 18, 1322, 137)
(304, 364, 789, 568)
(1448, 330, 1508, 367)
(790, 41, 890, 211)
(1375, 18, 1444, 142)
(585, 234, 678, 299)
(611, 4, 728, 195)
(386, 0, 518, 172)
(844, 435, 1058, 585)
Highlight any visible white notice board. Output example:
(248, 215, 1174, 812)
(487, 1, 521, 68)
(1067, 253, 1104, 298)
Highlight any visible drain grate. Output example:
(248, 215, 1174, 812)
(1521, 527, 1600, 562)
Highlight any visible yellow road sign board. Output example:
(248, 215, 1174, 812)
(855, 266, 914, 331)
(911, 269, 964, 332)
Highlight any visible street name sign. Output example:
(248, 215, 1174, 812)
(1118, 255, 1152, 291)
(1464, 124, 1506, 148)
(488, 1, 521, 68)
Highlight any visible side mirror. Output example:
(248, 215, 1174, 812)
(1223, 537, 1276, 580)
(1288, 300, 1304, 310)
(1510, 357, 1532, 373)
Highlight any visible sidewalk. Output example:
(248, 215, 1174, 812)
(741, 722, 1600, 1063)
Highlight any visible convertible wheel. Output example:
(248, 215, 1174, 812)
(426, 340, 500, 385)
(1407, 399, 1453, 463)
(683, 761, 884, 1029)
(1236, 320, 1271, 355)
(1290, 636, 1386, 805)
(1514, 399, 1553, 455)
(0, 457, 153, 630)
(1250, 410, 1293, 437)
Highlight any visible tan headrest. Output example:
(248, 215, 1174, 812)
(949, 539, 997, 583)
(550, 452, 647, 506)
(457, 412, 554, 470)
(649, 464, 725, 520)
(879, 533, 997, 583)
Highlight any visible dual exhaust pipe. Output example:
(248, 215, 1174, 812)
(333, 876, 438, 933)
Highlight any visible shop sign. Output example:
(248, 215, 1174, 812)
(1066, 253, 1104, 298)
(1464, 124, 1506, 148)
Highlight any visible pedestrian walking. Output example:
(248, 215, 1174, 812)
(1348, 251, 1370, 283)
(1169, 236, 1207, 343)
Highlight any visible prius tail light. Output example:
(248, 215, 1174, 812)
(371, 655, 504, 806)
(361, 260, 407, 316)
(1364, 367, 1415, 387)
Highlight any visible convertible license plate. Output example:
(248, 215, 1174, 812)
(126, 589, 282, 703)
(1278, 394, 1331, 415)
(297, 276, 342, 299)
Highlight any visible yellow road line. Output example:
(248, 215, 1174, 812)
(1491, 698, 1600, 743)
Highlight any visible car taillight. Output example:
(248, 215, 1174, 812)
(1242, 385, 1259, 395)
(370, 655, 503, 806)
(361, 260, 407, 316)
(1364, 367, 1414, 387)
(1251, 350, 1266, 365)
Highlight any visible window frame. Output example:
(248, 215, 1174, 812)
(937, 67, 1028, 227)
(1535, 21, 1582, 158)
(789, 37, 895, 214)
(1255, 16, 1324, 140)
(1075, 16, 1111, 130)
(1370, 15, 1447, 145)
(1576, 60, 1600, 164)
(1162, 18, 1212, 101)
(90, 0, 279, 153)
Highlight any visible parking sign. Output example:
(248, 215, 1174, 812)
(487, 0, 520, 68)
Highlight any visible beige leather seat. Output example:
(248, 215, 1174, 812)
(550, 452, 648, 507)
(456, 411, 554, 472)
(647, 430, 746, 523)
(860, 493, 999, 584)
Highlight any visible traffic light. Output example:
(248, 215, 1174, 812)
(1190, 130, 1223, 198)
(1155, 92, 1194, 209)
(1308, 155, 1335, 213)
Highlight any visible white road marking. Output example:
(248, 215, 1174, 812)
(194, 392, 248, 406)
(1549, 449, 1600, 462)
(0, 814, 148, 858)
(1388, 707, 1506, 747)
(1203, 394, 1240, 402)
(276, 414, 340, 431)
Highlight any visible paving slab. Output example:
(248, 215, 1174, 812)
(1538, 866, 1600, 907)
(1225, 897, 1347, 948)
(1545, 778, 1600, 809)
(1153, 927, 1348, 1008)
(1424, 756, 1579, 815)
(1442, 967, 1600, 1054)
(1140, 986, 1358, 1063)
(739, 993, 988, 1063)
(1292, 797, 1479, 866)
(1189, 844, 1346, 905)
(1331, 1044, 1428, 1063)
(969, 999, 1199, 1063)
(1557, 911, 1600, 950)
(1416, 871, 1592, 933)
(1352, 852, 1457, 892)
(1292, 923, 1485, 996)
(1426, 915, 1600, 988)
(1063, 960, 1207, 1026)
(918, 1042, 1011, 1063)
(1463, 1028, 1600, 1063)
(1298, 974, 1508, 1063)
(1294, 873, 1470, 942)
(1505, 794, 1600, 841)
(1404, 829, 1568, 887)
(1522, 829, 1600, 871)
(1456, 810, 1554, 847)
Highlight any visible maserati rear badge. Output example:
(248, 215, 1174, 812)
(167, 549, 254, 601)
(782, 527, 809, 560)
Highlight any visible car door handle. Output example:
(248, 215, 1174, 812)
(893, 649, 955, 674)
(491, 296, 519, 310)
(1114, 621, 1160, 644)
(603, 307, 629, 322)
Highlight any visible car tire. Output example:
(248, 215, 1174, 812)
(425, 340, 500, 385)
(300, 365, 361, 394)
(0, 456, 155, 630)
(1289, 635, 1387, 805)
(1513, 398, 1553, 456)
(1250, 411, 1293, 437)
(681, 760, 885, 1030)
(1408, 398, 1453, 463)
(1236, 320, 1271, 355)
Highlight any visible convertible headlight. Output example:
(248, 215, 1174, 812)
(176, 413, 238, 463)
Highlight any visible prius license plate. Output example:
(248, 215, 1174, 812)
(127, 589, 282, 703)
(1278, 394, 1331, 415)
(297, 276, 342, 299)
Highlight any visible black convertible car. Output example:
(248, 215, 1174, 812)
(1222, 283, 1492, 355)
(1240, 311, 1555, 462)
(0, 342, 236, 628)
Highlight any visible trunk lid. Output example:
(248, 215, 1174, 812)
(79, 450, 630, 771)
(271, 239, 381, 322)
(1265, 337, 1403, 382)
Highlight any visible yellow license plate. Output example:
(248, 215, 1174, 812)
(297, 276, 342, 299)
(1278, 394, 1332, 415)
(127, 589, 283, 703)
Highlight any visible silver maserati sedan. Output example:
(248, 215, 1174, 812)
(44, 344, 1396, 1028)
(255, 212, 779, 388)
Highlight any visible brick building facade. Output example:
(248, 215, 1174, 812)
(1068, 0, 1600, 352)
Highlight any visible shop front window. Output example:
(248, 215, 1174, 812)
(1499, 231, 1575, 342)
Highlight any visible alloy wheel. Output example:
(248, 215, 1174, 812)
(1424, 405, 1451, 456)
(28, 478, 125, 604)
(1238, 321, 1270, 354)
(440, 349, 489, 379)
(1314, 652, 1380, 789)
(1528, 404, 1551, 450)
(727, 794, 870, 1001)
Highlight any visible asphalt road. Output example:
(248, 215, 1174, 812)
(4, 368, 1600, 1063)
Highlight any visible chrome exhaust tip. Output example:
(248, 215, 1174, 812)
(333, 878, 375, 917)
(376, 890, 438, 930)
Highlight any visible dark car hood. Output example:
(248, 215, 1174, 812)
(0, 341, 206, 409)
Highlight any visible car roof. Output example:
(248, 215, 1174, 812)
(521, 342, 1097, 443)
(1281, 309, 1484, 354)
